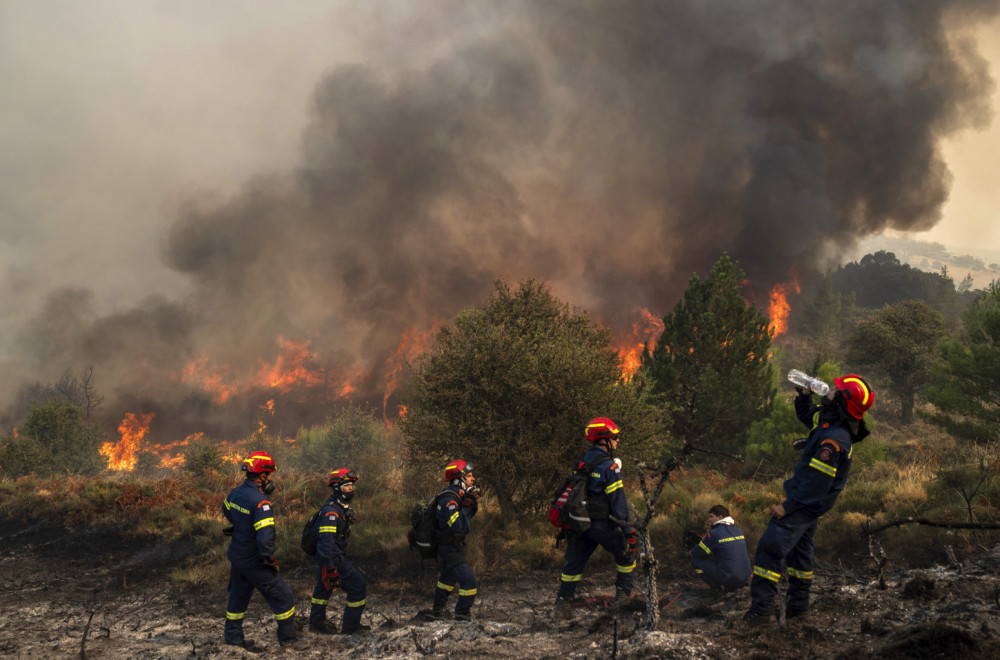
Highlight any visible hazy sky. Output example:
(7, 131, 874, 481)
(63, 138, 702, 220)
(2, 1, 999, 437)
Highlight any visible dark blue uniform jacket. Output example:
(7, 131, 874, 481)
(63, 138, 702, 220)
(783, 393, 854, 518)
(434, 483, 476, 543)
(580, 446, 632, 534)
(690, 518, 752, 588)
(315, 496, 352, 568)
(223, 479, 276, 568)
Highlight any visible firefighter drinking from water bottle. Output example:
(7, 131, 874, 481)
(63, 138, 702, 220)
(743, 374, 874, 626)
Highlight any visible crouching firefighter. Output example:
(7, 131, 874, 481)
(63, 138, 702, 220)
(744, 375, 874, 626)
(222, 451, 298, 649)
(554, 417, 637, 620)
(309, 468, 369, 635)
(432, 460, 480, 620)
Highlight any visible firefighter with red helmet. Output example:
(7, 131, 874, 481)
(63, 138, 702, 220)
(554, 417, 636, 620)
(308, 468, 369, 634)
(431, 459, 480, 620)
(222, 451, 298, 649)
(743, 375, 874, 626)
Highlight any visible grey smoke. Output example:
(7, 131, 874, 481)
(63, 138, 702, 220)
(4, 1, 998, 441)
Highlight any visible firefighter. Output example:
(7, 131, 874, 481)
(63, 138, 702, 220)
(743, 375, 874, 625)
(222, 451, 299, 649)
(431, 459, 480, 620)
(688, 504, 752, 592)
(554, 417, 637, 620)
(308, 468, 369, 634)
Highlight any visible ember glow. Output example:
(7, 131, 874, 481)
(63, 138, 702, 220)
(767, 278, 801, 337)
(616, 308, 665, 380)
(101, 412, 155, 471)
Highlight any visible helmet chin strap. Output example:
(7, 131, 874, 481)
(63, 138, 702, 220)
(451, 477, 466, 495)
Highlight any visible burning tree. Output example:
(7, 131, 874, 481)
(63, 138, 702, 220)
(401, 278, 667, 521)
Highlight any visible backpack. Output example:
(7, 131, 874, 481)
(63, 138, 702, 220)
(548, 456, 613, 533)
(301, 509, 322, 556)
(408, 490, 454, 559)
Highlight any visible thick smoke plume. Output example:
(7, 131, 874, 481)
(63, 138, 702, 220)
(4, 0, 999, 443)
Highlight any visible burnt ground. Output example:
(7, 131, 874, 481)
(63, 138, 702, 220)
(3, 522, 1000, 659)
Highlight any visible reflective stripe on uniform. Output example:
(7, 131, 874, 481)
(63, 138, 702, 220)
(254, 517, 275, 530)
(436, 582, 455, 592)
(318, 525, 337, 533)
(311, 597, 329, 605)
(698, 541, 711, 554)
(225, 500, 250, 515)
(561, 573, 582, 582)
(605, 480, 624, 494)
(274, 607, 295, 620)
(448, 511, 460, 526)
(787, 567, 813, 580)
(616, 561, 636, 573)
(694, 569, 704, 574)
(753, 565, 781, 582)
(346, 599, 366, 608)
(226, 611, 246, 620)
(809, 458, 836, 477)
(458, 588, 477, 597)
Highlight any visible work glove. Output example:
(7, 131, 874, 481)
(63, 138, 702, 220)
(261, 556, 279, 573)
(462, 495, 479, 517)
(792, 437, 808, 451)
(222, 525, 234, 537)
(322, 565, 341, 591)
(343, 507, 356, 524)
(466, 485, 482, 499)
(623, 531, 638, 561)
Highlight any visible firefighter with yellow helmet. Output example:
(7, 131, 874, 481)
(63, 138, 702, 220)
(743, 375, 874, 625)
(431, 459, 480, 620)
(554, 417, 636, 620)
(222, 451, 298, 649)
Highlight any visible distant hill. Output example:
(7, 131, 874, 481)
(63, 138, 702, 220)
(852, 234, 1000, 290)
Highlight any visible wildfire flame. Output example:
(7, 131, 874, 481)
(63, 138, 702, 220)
(767, 277, 800, 337)
(616, 308, 665, 380)
(383, 325, 439, 424)
(100, 412, 155, 471)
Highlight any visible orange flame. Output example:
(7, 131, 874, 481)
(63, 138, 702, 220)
(767, 277, 800, 337)
(616, 308, 664, 380)
(383, 325, 439, 424)
(100, 412, 155, 471)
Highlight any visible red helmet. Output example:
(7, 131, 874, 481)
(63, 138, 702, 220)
(585, 417, 620, 443)
(834, 375, 874, 419)
(327, 468, 358, 488)
(241, 451, 276, 474)
(444, 459, 474, 482)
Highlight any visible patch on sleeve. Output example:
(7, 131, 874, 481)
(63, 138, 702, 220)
(818, 448, 833, 463)
(261, 503, 271, 512)
(326, 511, 339, 520)
(447, 501, 457, 510)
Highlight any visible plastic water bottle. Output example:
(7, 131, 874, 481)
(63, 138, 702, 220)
(787, 369, 830, 396)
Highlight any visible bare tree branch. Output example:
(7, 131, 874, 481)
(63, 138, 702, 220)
(865, 517, 1000, 535)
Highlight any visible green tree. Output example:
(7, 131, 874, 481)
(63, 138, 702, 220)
(401, 279, 667, 521)
(643, 254, 775, 462)
(8, 399, 105, 476)
(924, 282, 1000, 443)
(847, 300, 950, 425)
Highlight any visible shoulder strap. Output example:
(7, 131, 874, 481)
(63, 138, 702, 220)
(578, 454, 614, 474)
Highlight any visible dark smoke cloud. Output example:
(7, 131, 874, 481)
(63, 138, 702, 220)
(5, 0, 999, 441)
